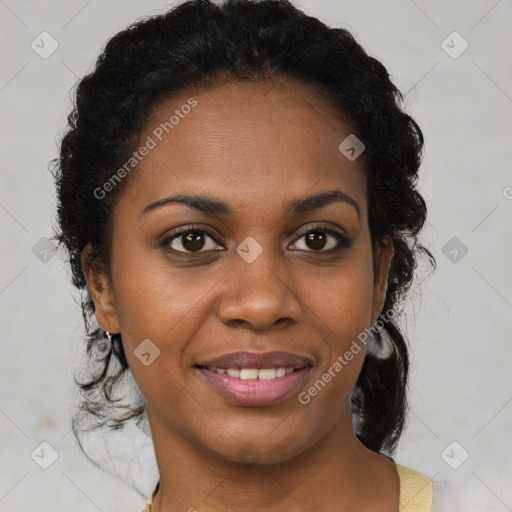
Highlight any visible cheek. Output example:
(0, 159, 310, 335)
(109, 251, 207, 426)
(311, 287, 370, 386)
(109, 234, 207, 334)
(111, 273, 206, 366)
(301, 249, 374, 401)
(108, 242, 230, 404)
(310, 248, 375, 342)
(293, 278, 372, 431)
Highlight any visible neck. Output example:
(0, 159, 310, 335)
(147, 407, 399, 512)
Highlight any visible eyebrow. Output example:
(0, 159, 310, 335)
(140, 189, 361, 220)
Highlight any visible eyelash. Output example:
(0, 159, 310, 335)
(159, 223, 352, 256)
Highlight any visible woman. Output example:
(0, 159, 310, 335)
(52, 0, 466, 510)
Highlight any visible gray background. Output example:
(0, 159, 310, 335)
(1, 0, 511, 510)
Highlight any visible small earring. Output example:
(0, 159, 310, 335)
(96, 330, 114, 354)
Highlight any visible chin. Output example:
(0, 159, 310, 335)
(204, 433, 310, 466)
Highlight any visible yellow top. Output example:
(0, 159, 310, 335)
(396, 463, 433, 511)
(140, 463, 433, 511)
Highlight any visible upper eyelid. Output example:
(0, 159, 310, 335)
(294, 223, 347, 238)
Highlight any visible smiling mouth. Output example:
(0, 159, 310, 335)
(195, 364, 312, 406)
(193, 350, 314, 406)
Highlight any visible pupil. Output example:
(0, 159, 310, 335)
(306, 231, 326, 250)
(183, 232, 205, 252)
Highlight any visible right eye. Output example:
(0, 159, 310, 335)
(160, 227, 223, 255)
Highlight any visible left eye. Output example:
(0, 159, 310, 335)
(291, 229, 349, 252)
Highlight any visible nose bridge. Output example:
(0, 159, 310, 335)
(217, 239, 301, 329)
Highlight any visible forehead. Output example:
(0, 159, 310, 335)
(120, 77, 367, 218)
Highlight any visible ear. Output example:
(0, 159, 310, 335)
(371, 236, 394, 323)
(81, 244, 121, 334)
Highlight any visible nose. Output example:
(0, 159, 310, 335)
(217, 253, 302, 332)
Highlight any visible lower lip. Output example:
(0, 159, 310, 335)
(197, 367, 312, 406)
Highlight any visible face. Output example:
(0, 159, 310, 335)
(83, 76, 393, 464)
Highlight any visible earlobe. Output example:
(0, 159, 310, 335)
(372, 237, 394, 322)
(81, 244, 121, 333)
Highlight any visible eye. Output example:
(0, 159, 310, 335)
(161, 227, 222, 254)
(290, 226, 352, 253)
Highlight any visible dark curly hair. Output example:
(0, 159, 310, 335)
(51, 0, 435, 461)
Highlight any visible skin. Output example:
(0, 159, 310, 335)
(83, 76, 399, 511)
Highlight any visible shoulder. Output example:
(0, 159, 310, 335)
(396, 464, 433, 512)
(397, 464, 468, 512)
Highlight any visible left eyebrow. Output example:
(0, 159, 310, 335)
(284, 190, 360, 220)
(140, 189, 361, 221)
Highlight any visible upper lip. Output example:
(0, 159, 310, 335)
(196, 351, 314, 370)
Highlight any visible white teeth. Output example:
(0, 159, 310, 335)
(258, 368, 277, 380)
(240, 369, 259, 380)
(208, 366, 298, 380)
(276, 367, 287, 377)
